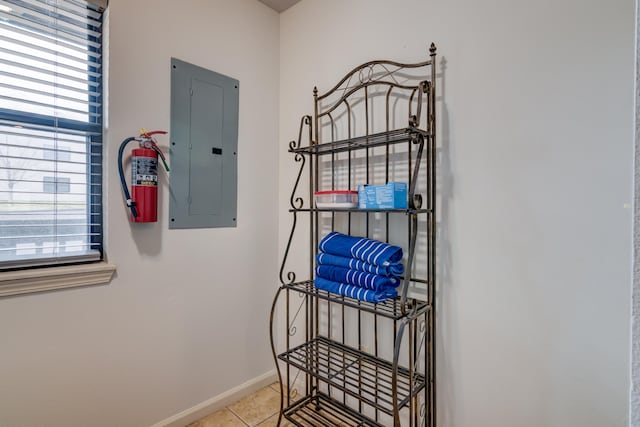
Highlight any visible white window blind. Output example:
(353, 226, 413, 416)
(0, 0, 104, 270)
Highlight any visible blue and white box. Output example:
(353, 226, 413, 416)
(357, 182, 408, 209)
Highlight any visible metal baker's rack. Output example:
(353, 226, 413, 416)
(271, 44, 438, 427)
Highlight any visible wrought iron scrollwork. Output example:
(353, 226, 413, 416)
(279, 211, 299, 285)
(279, 115, 312, 286)
(347, 62, 405, 99)
(288, 115, 311, 209)
(287, 292, 306, 336)
(413, 319, 427, 376)
(408, 133, 425, 211)
(289, 152, 305, 210)
(289, 377, 300, 400)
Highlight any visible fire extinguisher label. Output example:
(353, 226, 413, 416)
(132, 157, 158, 187)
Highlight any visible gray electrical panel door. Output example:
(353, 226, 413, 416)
(169, 58, 239, 229)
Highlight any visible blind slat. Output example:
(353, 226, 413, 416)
(0, 95, 102, 118)
(0, 155, 103, 166)
(0, 34, 101, 67)
(0, 46, 101, 78)
(0, 222, 100, 229)
(0, 144, 102, 158)
(4, 0, 102, 37)
(21, 0, 103, 27)
(0, 83, 100, 108)
(0, 191, 97, 197)
(0, 202, 102, 206)
(0, 245, 102, 251)
(0, 212, 102, 216)
(0, 111, 102, 134)
(1, 70, 99, 97)
(0, 58, 101, 87)
(0, 226, 102, 231)
(1, 232, 101, 240)
(34, 0, 103, 20)
(0, 11, 100, 51)
(0, 126, 102, 142)
(0, 2, 102, 44)
(0, 167, 101, 176)
(0, 178, 102, 186)
(0, 24, 102, 60)
(2, 139, 103, 150)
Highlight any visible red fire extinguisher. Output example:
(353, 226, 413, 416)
(118, 130, 170, 223)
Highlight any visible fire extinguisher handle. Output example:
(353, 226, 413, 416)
(140, 130, 168, 137)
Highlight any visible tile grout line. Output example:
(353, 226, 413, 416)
(227, 403, 280, 426)
(226, 406, 250, 427)
(192, 385, 283, 427)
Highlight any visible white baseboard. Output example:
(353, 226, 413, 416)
(150, 370, 278, 427)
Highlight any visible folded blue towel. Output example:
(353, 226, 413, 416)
(318, 232, 403, 266)
(316, 253, 404, 276)
(314, 277, 397, 303)
(316, 265, 399, 291)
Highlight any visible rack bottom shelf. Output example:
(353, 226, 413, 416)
(278, 336, 425, 416)
(284, 392, 384, 427)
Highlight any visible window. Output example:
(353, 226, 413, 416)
(0, 0, 105, 271)
(43, 176, 71, 193)
(43, 144, 71, 161)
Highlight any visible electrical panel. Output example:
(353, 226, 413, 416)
(169, 58, 239, 229)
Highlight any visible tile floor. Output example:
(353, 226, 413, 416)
(188, 383, 293, 427)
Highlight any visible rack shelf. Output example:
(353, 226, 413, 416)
(285, 280, 430, 320)
(278, 336, 426, 416)
(290, 127, 429, 156)
(283, 392, 384, 427)
(289, 208, 432, 214)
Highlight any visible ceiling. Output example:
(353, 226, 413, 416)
(257, 0, 301, 13)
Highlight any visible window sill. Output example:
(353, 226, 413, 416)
(0, 262, 116, 297)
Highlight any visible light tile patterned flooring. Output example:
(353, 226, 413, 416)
(188, 383, 293, 427)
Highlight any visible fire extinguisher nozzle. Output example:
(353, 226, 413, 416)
(151, 144, 170, 172)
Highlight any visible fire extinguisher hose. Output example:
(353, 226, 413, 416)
(118, 136, 139, 218)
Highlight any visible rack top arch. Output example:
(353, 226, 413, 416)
(314, 43, 437, 120)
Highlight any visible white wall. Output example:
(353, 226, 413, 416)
(279, 1, 634, 426)
(0, 1, 280, 426)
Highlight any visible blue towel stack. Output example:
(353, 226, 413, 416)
(314, 232, 404, 303)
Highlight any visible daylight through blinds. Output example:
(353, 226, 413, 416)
(0, 0, 103, 269)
